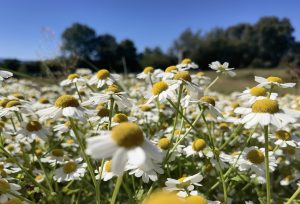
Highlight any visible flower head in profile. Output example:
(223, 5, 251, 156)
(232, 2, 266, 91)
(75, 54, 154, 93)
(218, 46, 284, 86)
(164, 173, 203, 197)
(37, 95, 89, 121)
(146, 80, 179, 104)
(137, 66, 163, 81)
(88, 69, 120, 88)
(60, 73, 86, 87)
(209, 61, 236, 77)
(235, 98, 300, 128)
(176, 58, 198, 71)
(86, 122, 163, 175)
(255, 76, 295, 89)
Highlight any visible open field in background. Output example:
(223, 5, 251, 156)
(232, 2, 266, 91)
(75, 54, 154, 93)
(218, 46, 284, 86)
(204, 68, 300, 95)
(19, 67, 300, 94)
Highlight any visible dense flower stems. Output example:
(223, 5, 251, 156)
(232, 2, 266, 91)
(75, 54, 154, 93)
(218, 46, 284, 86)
(201, 111, 227, 203)
(264, 125, 271, 204)
(110, 174, 124, 204)
(69, 118, 101, 204)
(286, 186, 300, 204)
(0, 188, 35, 204)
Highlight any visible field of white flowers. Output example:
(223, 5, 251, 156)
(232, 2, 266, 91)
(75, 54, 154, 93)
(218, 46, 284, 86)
(0, 59, 299, 204)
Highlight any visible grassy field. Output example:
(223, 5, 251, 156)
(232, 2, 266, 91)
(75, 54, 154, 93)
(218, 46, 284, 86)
(204, 68, 300, 95)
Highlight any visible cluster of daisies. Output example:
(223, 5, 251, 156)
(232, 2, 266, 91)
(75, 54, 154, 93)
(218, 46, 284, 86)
(0, 59, 299, 204)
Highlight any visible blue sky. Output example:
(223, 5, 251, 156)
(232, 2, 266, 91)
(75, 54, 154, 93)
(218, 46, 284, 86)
(1, 0, 300, 60)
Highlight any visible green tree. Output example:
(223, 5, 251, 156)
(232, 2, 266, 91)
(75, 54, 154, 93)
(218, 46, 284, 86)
(61, 23, 96, 59)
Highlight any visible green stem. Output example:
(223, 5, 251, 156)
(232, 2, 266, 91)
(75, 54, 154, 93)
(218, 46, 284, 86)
(286, 186, 300, 204)
(202, 113, 227, 203)
(110, 175, 123, 204)
(205, 76, 219, 93)
(264, 125, 271, 204)
(69, 118, 101, 204)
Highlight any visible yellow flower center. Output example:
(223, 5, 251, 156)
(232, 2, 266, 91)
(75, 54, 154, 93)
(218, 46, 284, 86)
(231, 102, 239, 109)
(4, 198, 22, 204)
(267, 76, 283, 83)
(192, 139, 206, 151)
(0, 179, 10, 191)
(52, 149, 64, 157)
(112, 113, 128, 123)
(173, 71, 191, 82)
(186, 196, 208, 204)
(63, 161, 77, 174)
(96, 69, 110, 80)
(197, 72, 205, 77)
(13, 93, 24, 100)
(55, 95, 79, 108)
(96, 106, 110, 117)
(181, 58, 192, 64)
(275, 130, 291, 140)
(105, 160, 112, 172)
(35, 148, 43, 156)
(249, 87, 267, 96)
(66, 139, 74, 144)
(111, 122, 144, 148)
(26, 121, 42, 132)
(0, 99, 9, 107)
(219, 123, 229, 131)
(106, 84, 120, 93)
(140, 105, 151, 112)
(67, 73, 79, 80)
(247, 149, 265, 164)
(152, 81, 168, 95)
(38, 97, 49, 104)
(200, 96, 215, 106)
(143, 66, 154, 74)
(165, 66, 177, 72)
(142, 192, 183, 204)
(35, 175, 44, 182)
(176, 176, 191, 188)
(5, 100, 20, 108)
(251, 99, 279, 113)
(158, 138, 171, 150)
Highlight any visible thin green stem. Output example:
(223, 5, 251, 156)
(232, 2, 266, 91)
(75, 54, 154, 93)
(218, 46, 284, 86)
(205, 76, 219, 93)
(110, 175, 123, 204)
(286, 186, 300, 204)
(69, 118, 101, 204)
(264, 125, 271, 204)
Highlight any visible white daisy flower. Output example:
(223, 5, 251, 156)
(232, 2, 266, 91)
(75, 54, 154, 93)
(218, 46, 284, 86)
(31, 97, 52, 111)
(0, 99, 30, 118)
(172, 71, 203, 95)
(176, 58, 198, 71)
(37, 95, 89, 121)
(16, 120, 48, 143)
(209, 61, 236, 77)
(156, 66, 178, 80)
(82, 84, 132, 110)
(190, 96, 223, 119)
(41, 148, 65, 166)
(183, 139, 213, 158)
(271, 130, 300, 148)
(235, 98, 300, 128)
(137, 66, 162, 81)
(239, 86, 277, 106)
(86, 122, 163, 175)
(164, 173, 203, 197)
(95, 160, 116, 181)
(0, 70, 13, 81)
(237, 147, 277, 176)
(111, 113, 137, 127)
(145, 80, 179, 104)
(0, 178, 21, 203)
(53, 158, 87, 182)
(191, 71, 211, 86)
(60, 73, 86, 87)
(255, 76, 296, 89)
(88, 69, 120, 88)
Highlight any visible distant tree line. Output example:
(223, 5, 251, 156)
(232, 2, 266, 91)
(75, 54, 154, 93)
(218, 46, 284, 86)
(1, 16, 300, 76)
